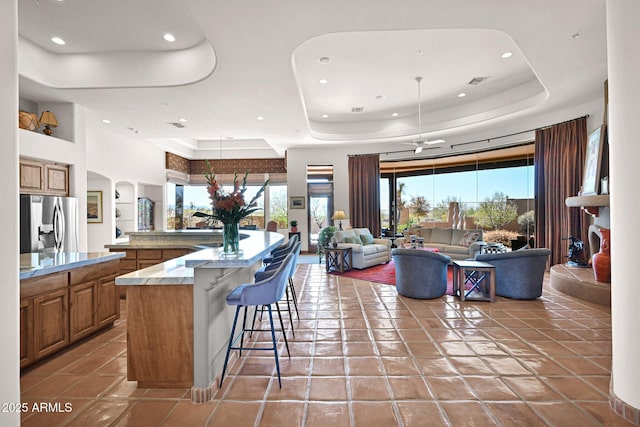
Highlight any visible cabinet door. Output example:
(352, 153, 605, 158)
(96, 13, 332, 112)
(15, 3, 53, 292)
(33, 288, 69, 360)
(20, 298, 34, 368)
(19, 158, 45, 193)
(44, 163, 69, 195)
(69, 281, 98, 343)
(97, 274, 119, 327)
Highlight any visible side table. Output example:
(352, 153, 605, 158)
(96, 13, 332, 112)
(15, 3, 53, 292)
(452, 260, 496, 302)
(481, 243, 507, 254)
(325, 247, 353, 273)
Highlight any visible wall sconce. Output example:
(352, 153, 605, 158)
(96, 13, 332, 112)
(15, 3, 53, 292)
(39, 110, 59, 136)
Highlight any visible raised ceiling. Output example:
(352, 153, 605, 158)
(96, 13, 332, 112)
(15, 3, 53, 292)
(17, 0, 607, 160)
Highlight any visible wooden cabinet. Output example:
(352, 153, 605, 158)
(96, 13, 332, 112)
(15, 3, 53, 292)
(69, 281, 98, 343)
(20, 260, 121, 369)
(19, 157, 69, 196)
(97, 273, 119, 327)
(20, 299, 33, 368)
(33, 288, 69, 360)
(44, 163, 69, 195)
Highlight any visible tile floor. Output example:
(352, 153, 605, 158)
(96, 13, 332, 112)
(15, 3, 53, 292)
(20, 263, 632, 426)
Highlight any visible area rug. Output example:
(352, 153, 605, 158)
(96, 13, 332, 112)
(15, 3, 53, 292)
(330, 261, 455, 295)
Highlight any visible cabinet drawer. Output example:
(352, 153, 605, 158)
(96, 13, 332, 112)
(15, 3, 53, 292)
(119, 260, 137, 271)
(21, 271, 68, 298)
(137, 249, 162, 260)
(70, 260, 119, 285)
(162, 249, 192, 260)
(137, 260, 161, 270)
(111, 249, 136, 260)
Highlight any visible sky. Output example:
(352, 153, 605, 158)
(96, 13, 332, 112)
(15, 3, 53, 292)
(381, 165, 535, 210)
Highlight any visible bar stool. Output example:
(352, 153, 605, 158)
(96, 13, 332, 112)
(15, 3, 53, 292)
(263, 234, 298, 265)
(254, 241, 301, 335)
(219, 253, 295, 389)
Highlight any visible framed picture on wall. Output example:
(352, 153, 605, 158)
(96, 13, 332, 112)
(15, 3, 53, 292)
(582, 125, 606, 196)
(87, 191, 103, 223)
(289, 196, 305, 209)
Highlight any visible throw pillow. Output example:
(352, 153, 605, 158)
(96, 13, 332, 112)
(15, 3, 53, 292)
(360, 233, 375, 245)
(345, 236, 361, 244)
(458, 232, 480, 248)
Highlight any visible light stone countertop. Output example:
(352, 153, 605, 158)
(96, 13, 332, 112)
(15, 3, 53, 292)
(20, 252, 125, 280)
(115, 230, 284, 286)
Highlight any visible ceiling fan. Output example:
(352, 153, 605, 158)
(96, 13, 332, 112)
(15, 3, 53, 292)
(403, 76, 445, 153)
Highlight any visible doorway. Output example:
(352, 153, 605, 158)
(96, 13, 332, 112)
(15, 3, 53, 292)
(306, 165, 334, 254)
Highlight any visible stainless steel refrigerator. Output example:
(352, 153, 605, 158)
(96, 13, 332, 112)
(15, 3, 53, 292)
(20, 195, 79, 253)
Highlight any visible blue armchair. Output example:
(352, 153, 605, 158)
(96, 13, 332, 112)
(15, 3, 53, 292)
(392, 249, 451, 299)
(475, 248, 551, 299)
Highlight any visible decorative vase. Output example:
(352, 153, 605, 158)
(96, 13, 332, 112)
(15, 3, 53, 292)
(222, 221, 241, 255)
(291, 226, 298, 233)
(592, 228, 611, 283)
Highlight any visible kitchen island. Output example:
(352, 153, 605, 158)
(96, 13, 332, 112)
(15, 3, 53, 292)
(20, 252, 125, 368)
(115, 230, 284, 402)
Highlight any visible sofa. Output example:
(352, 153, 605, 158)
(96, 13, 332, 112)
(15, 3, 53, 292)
(395, 227, 486, 260)
(331, 228, 391, 269)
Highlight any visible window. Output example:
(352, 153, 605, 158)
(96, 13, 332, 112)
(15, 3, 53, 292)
(383, 146, 535, 236)
(268, 185, 288, 229)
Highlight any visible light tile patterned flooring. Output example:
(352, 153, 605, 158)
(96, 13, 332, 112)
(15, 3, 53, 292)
(20, 263, 632, 426)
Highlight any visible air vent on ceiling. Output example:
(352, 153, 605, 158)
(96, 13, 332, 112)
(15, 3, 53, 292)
(351, 107, 364, 113)
(468, 76, 489, 85)
(168, 122, 186, 128)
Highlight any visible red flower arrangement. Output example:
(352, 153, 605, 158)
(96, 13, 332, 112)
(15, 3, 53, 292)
(203, 160, 269, 224)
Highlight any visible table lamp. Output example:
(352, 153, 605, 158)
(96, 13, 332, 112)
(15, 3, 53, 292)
(332, 210, 347, 230)
(39, 110, 59, 136)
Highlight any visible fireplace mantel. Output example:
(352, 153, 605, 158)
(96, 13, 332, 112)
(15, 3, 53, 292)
(565, 194, 610, 216)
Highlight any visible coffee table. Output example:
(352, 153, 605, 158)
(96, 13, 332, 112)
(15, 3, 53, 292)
(325, 247, 353, 273)
(452, 260, 496, 302)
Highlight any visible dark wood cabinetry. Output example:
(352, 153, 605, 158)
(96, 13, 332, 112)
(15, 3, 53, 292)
(20, 260, 120, 369)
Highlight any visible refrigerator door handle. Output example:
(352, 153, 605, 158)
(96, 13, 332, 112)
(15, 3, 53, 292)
(53, 200, 66, 251)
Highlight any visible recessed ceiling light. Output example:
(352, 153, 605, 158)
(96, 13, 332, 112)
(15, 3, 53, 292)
(392, 112, 399, 117)
(102, 119, 111, 124)
(163, 33, 176, 42)
(179, 118, 188, 123)
(256, 116, 264, 121)
(318, 57, 331, 64)
(319, 79, 328, 85)
(51, 37, 65, 45)
(321, 114, 329, 118)
(457, 92, 467, 98)
(501, 51, 513, 59)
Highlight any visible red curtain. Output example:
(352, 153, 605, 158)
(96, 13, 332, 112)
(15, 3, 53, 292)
(348, 154, 381, 237)
(534, 117, 590, 266)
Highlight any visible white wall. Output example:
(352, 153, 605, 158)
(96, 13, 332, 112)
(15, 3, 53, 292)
(286, 145, 372, 251)
(19, 105, 89, 251)
(87, 172, 113, 252)
(607, 0, 640, 410)
(0, 1, 21, 425)
(86, 126, 166, 249)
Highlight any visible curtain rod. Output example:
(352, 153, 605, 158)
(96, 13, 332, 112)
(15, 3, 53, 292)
(349, 114, 589, 158)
